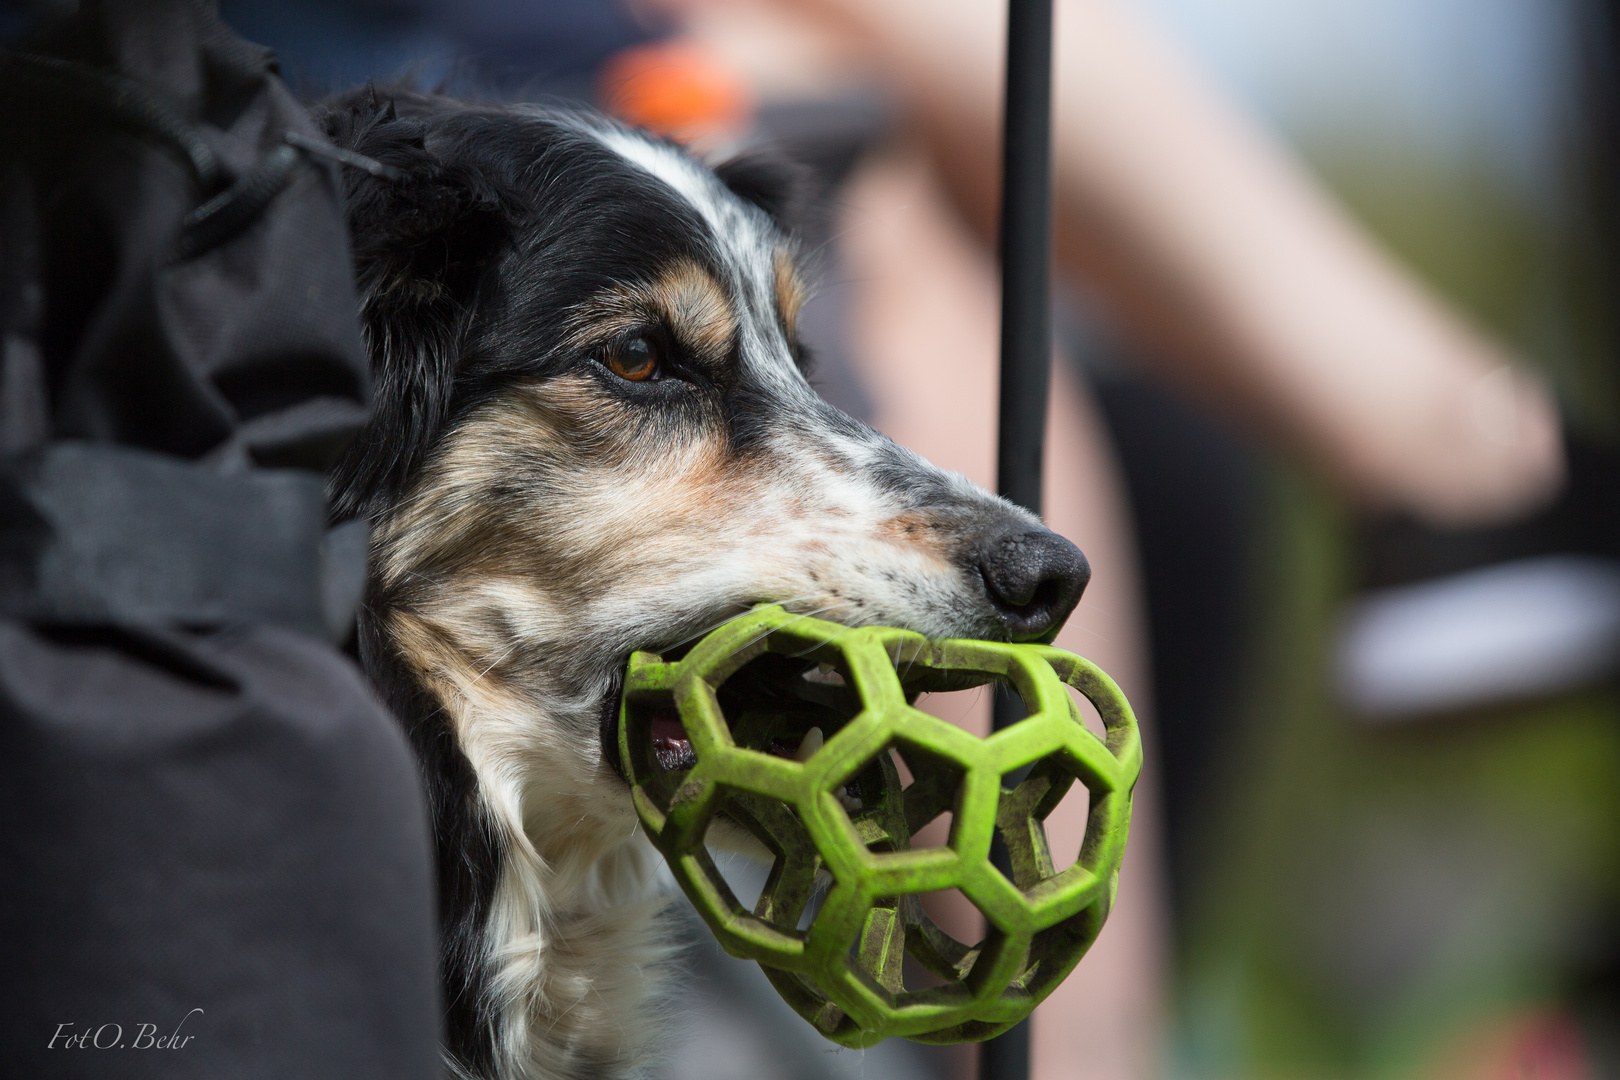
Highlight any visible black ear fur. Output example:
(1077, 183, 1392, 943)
(314, 87, 520, 521)
(712, 150, 812, 234)
(317, 87, 514, 314)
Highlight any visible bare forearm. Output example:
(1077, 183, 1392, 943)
(769, 0, 1566, 524)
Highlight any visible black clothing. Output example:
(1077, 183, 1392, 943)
(0, 2, 440, 1075)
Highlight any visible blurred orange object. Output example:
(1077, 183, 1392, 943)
(598, 40, 751, 144)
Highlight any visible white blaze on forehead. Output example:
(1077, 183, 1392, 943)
(592, 127, 742, 240)
(590, 125, 809, 397)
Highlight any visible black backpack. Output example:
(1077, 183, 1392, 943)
(0, 3, 440, 1074)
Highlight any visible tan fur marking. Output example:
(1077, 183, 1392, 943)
(773, 249, 805, 337)
(877, 510, 956, 558)
(649, 260, 736, 360)
(375, 377, 770, 625)
(567, 259, 737, 364)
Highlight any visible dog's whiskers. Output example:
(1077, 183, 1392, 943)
(674, 602, 794, 646)
(667, 595, 826, 651)
(790, 612, 867, 659)
(733, 603, 845, 656)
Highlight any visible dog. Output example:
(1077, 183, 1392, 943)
(316, 87, 1090, 1080)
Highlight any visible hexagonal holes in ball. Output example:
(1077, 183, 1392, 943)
(900, 889, 985, 994)
(912, 683, 995, 730)
(706, 785, 824, 937)
(714, 650, 861, 761)
(1065, 681, 1109, 744)
(993, 756, 1088, 892)
(836, 738, 967, 859)
(845, 890, 983, 998)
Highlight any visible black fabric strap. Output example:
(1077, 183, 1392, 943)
(0, 443, 365, 641)
(175, 142, 302, 261)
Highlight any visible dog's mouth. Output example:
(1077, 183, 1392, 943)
(613, 650, 871, 808)
(648, 710, 699, 771)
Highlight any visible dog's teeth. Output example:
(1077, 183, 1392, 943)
(801, 663, 845, 686)
(794, 727, 824, 763)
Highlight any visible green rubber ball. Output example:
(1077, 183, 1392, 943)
(620, 605, 1140, 1047)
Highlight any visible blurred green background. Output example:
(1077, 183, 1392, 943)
(1126, 2, 1620, 1076)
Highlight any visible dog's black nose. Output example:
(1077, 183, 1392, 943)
(977, 525, 1090, 642)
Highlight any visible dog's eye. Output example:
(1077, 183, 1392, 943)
(603, 337, 661, 382)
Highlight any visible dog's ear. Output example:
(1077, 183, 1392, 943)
(317, 89, 514, 314)
(713, 150, 813, 236)
(314, 88, 520, 520)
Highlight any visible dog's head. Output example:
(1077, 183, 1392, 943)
(318, 87, 1092, 1076)
(319, 87, 1086, 826)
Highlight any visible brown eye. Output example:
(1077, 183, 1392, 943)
(605, 336, 660, 382)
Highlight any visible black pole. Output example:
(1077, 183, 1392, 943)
(996, 0, 1055, 518)
(984, 1, 1053, 1079)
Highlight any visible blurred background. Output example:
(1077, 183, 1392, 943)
(1104, 6, 1620, 1080)
(214, 0, 1620, 1077)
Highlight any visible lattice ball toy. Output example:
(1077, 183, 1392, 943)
(619, 606, 1140, 1046)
